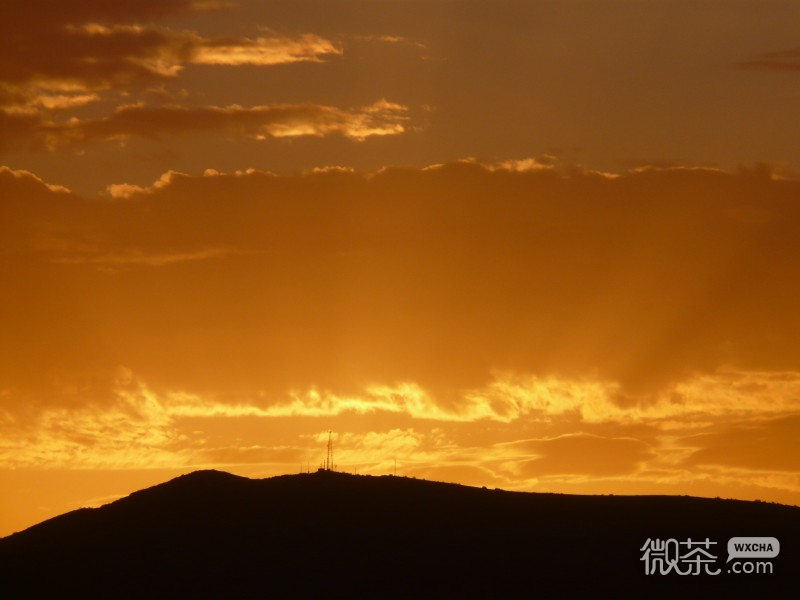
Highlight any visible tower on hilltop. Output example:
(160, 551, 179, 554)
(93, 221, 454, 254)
(324, 430, 335, 472)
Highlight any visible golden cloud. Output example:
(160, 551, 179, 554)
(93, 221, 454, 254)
(1, 363, 799, 511)
(192, 34, 341, 66)
(3, 364, 799, 471)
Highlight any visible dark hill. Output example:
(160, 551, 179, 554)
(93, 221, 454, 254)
(1, 470, 798, 597)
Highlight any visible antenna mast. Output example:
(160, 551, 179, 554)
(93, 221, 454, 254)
(325, 430, 334, 471)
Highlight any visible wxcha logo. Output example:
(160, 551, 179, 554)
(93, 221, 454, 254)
(640, 537, 780, 576)
(726, 537, 780, 574)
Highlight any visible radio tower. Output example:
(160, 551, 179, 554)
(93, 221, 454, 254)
(325, 430, 335, 471)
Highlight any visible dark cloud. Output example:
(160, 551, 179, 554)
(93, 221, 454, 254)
(0, 24, 192, 91)
(37, 100, 407, 147)
(0, 22, 338, 97)
(740, 47, 800, 72)
(2, 163, 800, 407)
(0, 0, 341, 140)
(0, 101, 406, 153)
(0, 1, 202, 96)
(0, 0, 199, 32)
(0, 111, 44, 152)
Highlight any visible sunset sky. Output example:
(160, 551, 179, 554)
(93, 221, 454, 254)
(3, 0, 800, 537)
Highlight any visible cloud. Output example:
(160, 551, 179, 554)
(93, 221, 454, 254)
(681, 415, 800, 472)
(354, 34, 426, 49)
(0, 0, 202, 32)
(2, 161, 800, 505)
(0, 111, 45, 152)
(1, 23, 193, 97)
(4, 161, 800, 403)
(106, 169, 187, 198)
(0, 25, 339, 99)
(514, 433, 655, 477)
(17, 99, 408, 149)
(53, 247, 241, 270)
(192, 34, 341, 66)
(740, 47, 800, 72)
(1, 360, 798, 508)
(0, 368, 186, 469)
(0, 366, 462, 469)
(0, 165, 71, 194)
(439, 156, 558, 174)
(25, 93, 101, 111)
(0, 0, 342, 142)
(0, 0, 419, 155)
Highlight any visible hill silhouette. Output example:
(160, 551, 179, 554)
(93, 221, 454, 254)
(1, 470, 798, 597)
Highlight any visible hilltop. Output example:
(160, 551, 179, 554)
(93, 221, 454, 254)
(1, 470, 798, 597)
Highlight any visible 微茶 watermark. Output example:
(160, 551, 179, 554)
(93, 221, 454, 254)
(640, 537, 779, 575)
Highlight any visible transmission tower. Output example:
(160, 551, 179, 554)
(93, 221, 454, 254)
(325, 430, 335, 471)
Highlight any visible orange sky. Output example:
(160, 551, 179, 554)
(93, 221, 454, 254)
(2, 0, 800, 537)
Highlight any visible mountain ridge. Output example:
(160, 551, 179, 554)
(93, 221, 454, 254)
(2, 469, 798, 597)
